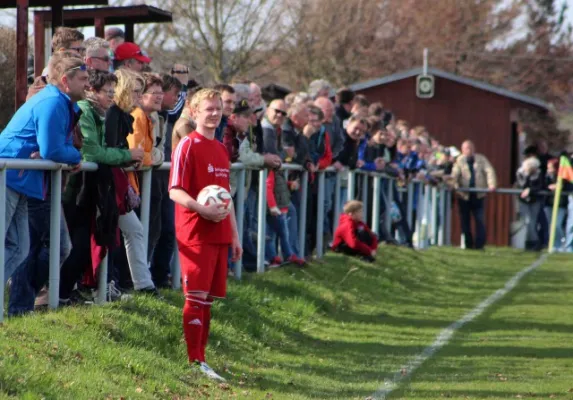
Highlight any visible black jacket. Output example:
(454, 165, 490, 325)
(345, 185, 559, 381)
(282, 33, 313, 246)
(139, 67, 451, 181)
(545, 173, 570, 208)
(105, 104, 133, 150)
(516, 169, 544, 204)
(335, 131, 360, 169)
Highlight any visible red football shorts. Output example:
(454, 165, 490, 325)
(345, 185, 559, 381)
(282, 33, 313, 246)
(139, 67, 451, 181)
(178, 243, 229, 298)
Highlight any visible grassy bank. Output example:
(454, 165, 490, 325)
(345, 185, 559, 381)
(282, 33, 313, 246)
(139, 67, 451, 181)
(0, 247, 541, 399)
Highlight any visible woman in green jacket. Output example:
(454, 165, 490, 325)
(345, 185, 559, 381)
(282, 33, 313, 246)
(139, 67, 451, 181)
(59, 70, 146, 303)
(78, 71, 143, 165)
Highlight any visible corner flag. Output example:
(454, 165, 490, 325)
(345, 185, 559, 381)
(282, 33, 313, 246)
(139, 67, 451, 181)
(548, 155, 573, 252)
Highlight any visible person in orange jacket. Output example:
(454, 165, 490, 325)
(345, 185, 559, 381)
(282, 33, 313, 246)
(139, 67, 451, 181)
(331, 200, 378, 262)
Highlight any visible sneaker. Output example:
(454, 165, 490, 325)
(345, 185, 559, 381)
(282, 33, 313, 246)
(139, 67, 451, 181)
(268, 256, 283, 269)
(34, 286, 50, 308)
(195, 361, 226, 382)
(136, 286, 164, 299)
(94, 281, 132, 302)
(287, 255, 306, 267)
(59, 289, 93, 307)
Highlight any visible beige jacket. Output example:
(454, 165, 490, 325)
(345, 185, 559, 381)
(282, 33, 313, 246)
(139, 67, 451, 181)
(451, 154, 497, 200)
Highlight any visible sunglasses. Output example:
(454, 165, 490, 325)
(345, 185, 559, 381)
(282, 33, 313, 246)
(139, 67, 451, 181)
(69, 46, 86, 53)
(66, 64, 88, 73)
(273, 108, 287, 117)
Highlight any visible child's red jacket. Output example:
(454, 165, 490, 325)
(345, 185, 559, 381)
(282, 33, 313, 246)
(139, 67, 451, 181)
(331, 214, 378, 256)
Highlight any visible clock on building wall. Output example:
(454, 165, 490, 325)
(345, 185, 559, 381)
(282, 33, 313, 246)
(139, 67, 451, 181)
(416, 74, 435, 98)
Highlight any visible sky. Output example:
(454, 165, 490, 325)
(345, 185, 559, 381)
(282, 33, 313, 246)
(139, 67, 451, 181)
(0, 1, 572, 45)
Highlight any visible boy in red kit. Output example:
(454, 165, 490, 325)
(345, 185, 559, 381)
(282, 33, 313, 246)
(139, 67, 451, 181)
(169, 88, 242, 381)
(331, 200, 378, 262)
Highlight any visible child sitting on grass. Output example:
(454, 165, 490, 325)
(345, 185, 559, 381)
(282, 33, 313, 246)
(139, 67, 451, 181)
(331, 200, 378, 262)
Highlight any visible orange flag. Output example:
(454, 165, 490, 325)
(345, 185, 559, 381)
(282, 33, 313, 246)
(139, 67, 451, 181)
(558, 155, 573, 183)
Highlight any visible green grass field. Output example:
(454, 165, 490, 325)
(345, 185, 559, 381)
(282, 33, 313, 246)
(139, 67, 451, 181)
(0, 247, 570, 399)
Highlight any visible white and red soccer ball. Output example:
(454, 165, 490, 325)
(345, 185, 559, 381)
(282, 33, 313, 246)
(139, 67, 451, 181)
(197, 185, 233, 210)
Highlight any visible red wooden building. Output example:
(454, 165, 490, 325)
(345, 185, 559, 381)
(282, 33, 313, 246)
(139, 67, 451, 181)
(349, 67, 550, 246)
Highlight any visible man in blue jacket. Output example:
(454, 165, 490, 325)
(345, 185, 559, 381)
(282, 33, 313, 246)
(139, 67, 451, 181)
(0, 51, 84, 291)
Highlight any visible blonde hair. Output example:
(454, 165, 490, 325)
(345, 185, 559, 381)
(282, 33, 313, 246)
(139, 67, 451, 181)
(114, 69, 144, 112)
(47, 51, 84, 86)
(343, 200, 363, 214)
(522, 157, 540, 171)
(190, 88, 221, 111)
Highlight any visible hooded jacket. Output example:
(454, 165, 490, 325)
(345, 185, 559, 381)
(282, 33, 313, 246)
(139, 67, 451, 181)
(331, 214, 378, 257)
(0, 84, 82, 199)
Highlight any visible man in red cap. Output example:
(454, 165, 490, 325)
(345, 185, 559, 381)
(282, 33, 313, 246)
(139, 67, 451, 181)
(114, 42, 151, 72)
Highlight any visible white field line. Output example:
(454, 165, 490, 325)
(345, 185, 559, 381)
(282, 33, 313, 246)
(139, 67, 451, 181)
(371, 253, 548, 400)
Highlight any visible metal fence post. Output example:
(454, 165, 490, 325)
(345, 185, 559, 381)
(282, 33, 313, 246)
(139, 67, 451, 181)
(96, 255, 108, 304)
(361, 173, 369, 213)
(422, 184, 432, 249)
(316, 171, 325, 258)
(446, 190, 452, 246)
(347, 170, 355, 201)
(385, 178, 393, 234)
(407, 182, 414, 231)
(371, 174, 381, 235)
(171, 241, 181, 289)
(333, 172, 342, 232)
(438, 187, 446, 246)
(48, 169, 62, 310)
(234, 168, 246, 280)
(256, 169, 267, 273)
(139, 169, 153, 252)
(298, 170, 309, 259)
(0, 167, 6, 323)
(430, 186, 438, 246)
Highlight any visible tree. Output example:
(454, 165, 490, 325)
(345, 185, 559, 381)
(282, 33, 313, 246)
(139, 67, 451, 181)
(270, 0, 521, 90)
(0, 27, 16, 129)
(134, 0, 292, 84)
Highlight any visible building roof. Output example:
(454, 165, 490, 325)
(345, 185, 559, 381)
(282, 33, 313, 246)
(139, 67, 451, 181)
(34, 4, 172, 26)
(349, 67, 550, 110)
(0, 0, 107, 7)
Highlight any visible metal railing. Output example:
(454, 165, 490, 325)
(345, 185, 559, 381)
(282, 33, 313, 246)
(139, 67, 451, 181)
(0, 159, 458, 321)
(1, 158, 566, 321)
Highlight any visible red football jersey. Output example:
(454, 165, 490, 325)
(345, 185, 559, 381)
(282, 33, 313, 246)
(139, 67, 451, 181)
(169, 132, 232, 245)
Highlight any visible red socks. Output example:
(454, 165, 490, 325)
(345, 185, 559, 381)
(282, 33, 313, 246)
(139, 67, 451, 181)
(200, 300, 213, 362)
(183, 296, 213, 363)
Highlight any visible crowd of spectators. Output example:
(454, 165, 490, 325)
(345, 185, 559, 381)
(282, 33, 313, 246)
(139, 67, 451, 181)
(1, 26, 572, 319)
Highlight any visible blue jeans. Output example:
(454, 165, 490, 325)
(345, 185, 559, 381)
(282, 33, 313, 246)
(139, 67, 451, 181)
(265, 213, 293, 260)
(243, 188, 258, 256)
(545, 206, 566, 251)
(565, 195, 573, 252)
(323, 174, 336, 235)
(4, 188, 29, 284)
(286, 202, 300, 257)
(519, 201, 541, 249)
(9, 197, 72, 316)
(537, 199, 549, 246)
(151, 172, 175, 287)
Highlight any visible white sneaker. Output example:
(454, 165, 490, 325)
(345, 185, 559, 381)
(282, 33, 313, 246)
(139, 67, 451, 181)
(94, 281, 132, 302)
(197, 362, 226, 382)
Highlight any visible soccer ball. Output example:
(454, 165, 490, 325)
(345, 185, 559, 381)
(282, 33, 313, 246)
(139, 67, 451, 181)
(197, 185, 233, 210)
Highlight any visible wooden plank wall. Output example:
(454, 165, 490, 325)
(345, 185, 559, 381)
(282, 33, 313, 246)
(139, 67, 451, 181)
(356, 77, 527, 246)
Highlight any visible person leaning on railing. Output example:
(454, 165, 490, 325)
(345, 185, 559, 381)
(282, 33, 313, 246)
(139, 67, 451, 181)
(58, 70, 146, 305)
(97, 68, 159, 297)
(516, 156, 544, 251)
(451, 140, 497, 250)
(0, 52, 83, 302)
